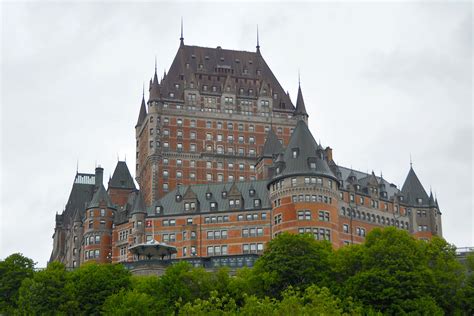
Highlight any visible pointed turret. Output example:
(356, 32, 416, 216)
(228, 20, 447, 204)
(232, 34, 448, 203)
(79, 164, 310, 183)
(130, 191, 146, 215)
(270, 120, 336, 183)
(256, 25, 261, 54)
(401, 166, 429, 205)
(294, 80, 308, 119)
(88, 184, 114, 209)
(428, 190, 436, 207)
(261, 128, 283, 158)
(136, 92, 147, 127)
(148, 62, 161, 104)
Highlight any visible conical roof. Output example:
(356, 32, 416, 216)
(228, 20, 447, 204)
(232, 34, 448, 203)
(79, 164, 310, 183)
(401, 167, 429, 205)
(294, 84, 308, 117)
(271, 120, 336, 182)
(149, 69, 161, 103)
(109, 161, 136, 190)
(88, 184, 115, 209)
(136, 95, 147, 127)
(131, 191, 146, 215)
(261, 129, 283, 158)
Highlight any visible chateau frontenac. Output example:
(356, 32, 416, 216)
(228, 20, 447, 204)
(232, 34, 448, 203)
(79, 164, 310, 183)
(50, 34, 442, 270)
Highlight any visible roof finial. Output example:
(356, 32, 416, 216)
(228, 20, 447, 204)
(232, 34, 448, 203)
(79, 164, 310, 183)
(142, 82, 145, 98)
(410, 154, 413, 168)
(154, 56, 157, 75)
(180, 17, 184, 45)
(256, 25, 260, 52)
(76, 159, 79, 174)
(298, 69, 301, 87)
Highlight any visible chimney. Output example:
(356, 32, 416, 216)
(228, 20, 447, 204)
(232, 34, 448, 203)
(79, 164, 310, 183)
(95, 165, 104, 188)
(325, 147, 333, 162)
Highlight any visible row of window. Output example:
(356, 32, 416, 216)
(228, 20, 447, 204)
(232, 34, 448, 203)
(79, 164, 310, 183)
(343, 192, 390, 210)
(243, 243, 264, 254)
(417, 225, 429, 232)
(207, 230, 228, 240)
(341, 208, 409, 229)
(89, 209, 107, 217)
(204, 215, 230, 223)
(297, 227, 331, 241)
(207, 245, 228, 256)
(291, 194, 333, 205)
(242, 227, 264, 237)
(342, 224, 366, 237)
(162, 174, 256, 190)
(238, 213, 267, 221)
(87, 219, 106, 229)
(85, 249, 100, 260)
(162, 159, 256, 172)
(84, 235, 101, 245)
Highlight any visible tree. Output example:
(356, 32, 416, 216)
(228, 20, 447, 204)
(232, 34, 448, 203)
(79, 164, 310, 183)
(66, 263, 131, 315)
(338, 227, 444, 313)
(102, 289, 157, 315)
(17, 261, 70, 315)
(251, 233, 333, 297)
(0, 253, 35, 313)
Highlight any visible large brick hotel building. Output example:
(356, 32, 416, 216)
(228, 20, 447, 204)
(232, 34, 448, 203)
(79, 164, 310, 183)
(50, 35, 443, 269)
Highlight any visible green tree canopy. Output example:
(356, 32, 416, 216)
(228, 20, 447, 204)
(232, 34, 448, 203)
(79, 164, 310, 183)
(0, 253, 35, 313)
(251, 233, 333, 297)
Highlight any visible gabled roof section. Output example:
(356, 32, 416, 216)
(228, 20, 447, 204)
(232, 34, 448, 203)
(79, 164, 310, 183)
(159, 44, 295, 111)
(261, 128, 283, 158)
(401, 167, 429, 205)
(88, 184, 115, 209)
(108, 161, 136, 190)
(156, 180, 270, 215)
(295, 84, 308, 117)
(271, 120, 336, 182)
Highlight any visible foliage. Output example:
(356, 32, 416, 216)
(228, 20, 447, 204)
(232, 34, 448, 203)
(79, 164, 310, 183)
(17, 261, 70, 315)
(251, 233, 333, 297)
(66, 262, 131, 315)
(1, 229, 471, 315)
(0, 253, 35, 313)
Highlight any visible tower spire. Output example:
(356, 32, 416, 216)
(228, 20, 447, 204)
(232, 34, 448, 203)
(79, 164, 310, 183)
(180, 17, 184, 46)
(256, 25, 260, 53)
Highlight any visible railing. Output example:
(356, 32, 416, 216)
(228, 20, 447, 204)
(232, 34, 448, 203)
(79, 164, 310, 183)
(456, 247, 474, 257)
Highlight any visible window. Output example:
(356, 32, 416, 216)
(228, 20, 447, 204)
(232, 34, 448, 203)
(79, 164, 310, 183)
(190, 120, 196, 127)
(274, 214, 282, 225)
(318, 211, 330, 222)
(292, 149, 299, 158)
(291, 178, 297, 187)
(206, 121, 212, 128)
(343, 224, 349, 233)
(190, 144, 196, 152)
(190, 131, 196, 139)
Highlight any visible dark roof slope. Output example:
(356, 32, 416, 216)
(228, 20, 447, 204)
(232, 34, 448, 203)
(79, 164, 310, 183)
(157, 180, 270, 216)
(136, 95, 147, 127)
(108, 161, 136, 190)
(60, 173, 96, 226)
(401, 167, 429, 205)
(295, 84, 308, 117)
(261, 129, 283, 157)
(131, 191, 146, 215)
(157, 44, 294, 111)
(271, 120, 336, 182)
(88, 184, 115, 209)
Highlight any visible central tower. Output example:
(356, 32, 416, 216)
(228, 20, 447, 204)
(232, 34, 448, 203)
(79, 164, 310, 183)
(135, 36, 306, 205)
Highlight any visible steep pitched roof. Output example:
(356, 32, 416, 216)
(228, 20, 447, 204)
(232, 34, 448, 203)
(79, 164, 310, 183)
(108, 161, 136, 190)
(61, 173, 96, 226)
(158, 44, 295, 111)
(271, 120, 336, 182)
(149, 69, 161, 102)
(261, 128, 283, 157)
(136, 95, 147, 127)
(294, 84, 308, 117)
(157, 180, 270, 215)
(130, 191, 146, 215)
(88, 184, 115, 209)
(401, 167, 429, 205)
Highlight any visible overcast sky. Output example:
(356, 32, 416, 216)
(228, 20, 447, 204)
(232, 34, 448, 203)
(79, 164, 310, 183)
(1, 1, 472, 267)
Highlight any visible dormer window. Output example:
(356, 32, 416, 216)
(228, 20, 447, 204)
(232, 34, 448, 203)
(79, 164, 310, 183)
(210, 202, 217, 211)
(254, 199, 261, 208)
(222, 191, 227, 198)
(249, 189, 255, 197)
(176, 194, 182, 202)
(206, 192, 212, 200)
(309, 162, 316, 169)
(417, 198, 423, 204)
(155, 206, 162, 214)
(169, 92, 174, 98)
(292, 148, 299, 159)
(212, 86, 217, 92)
